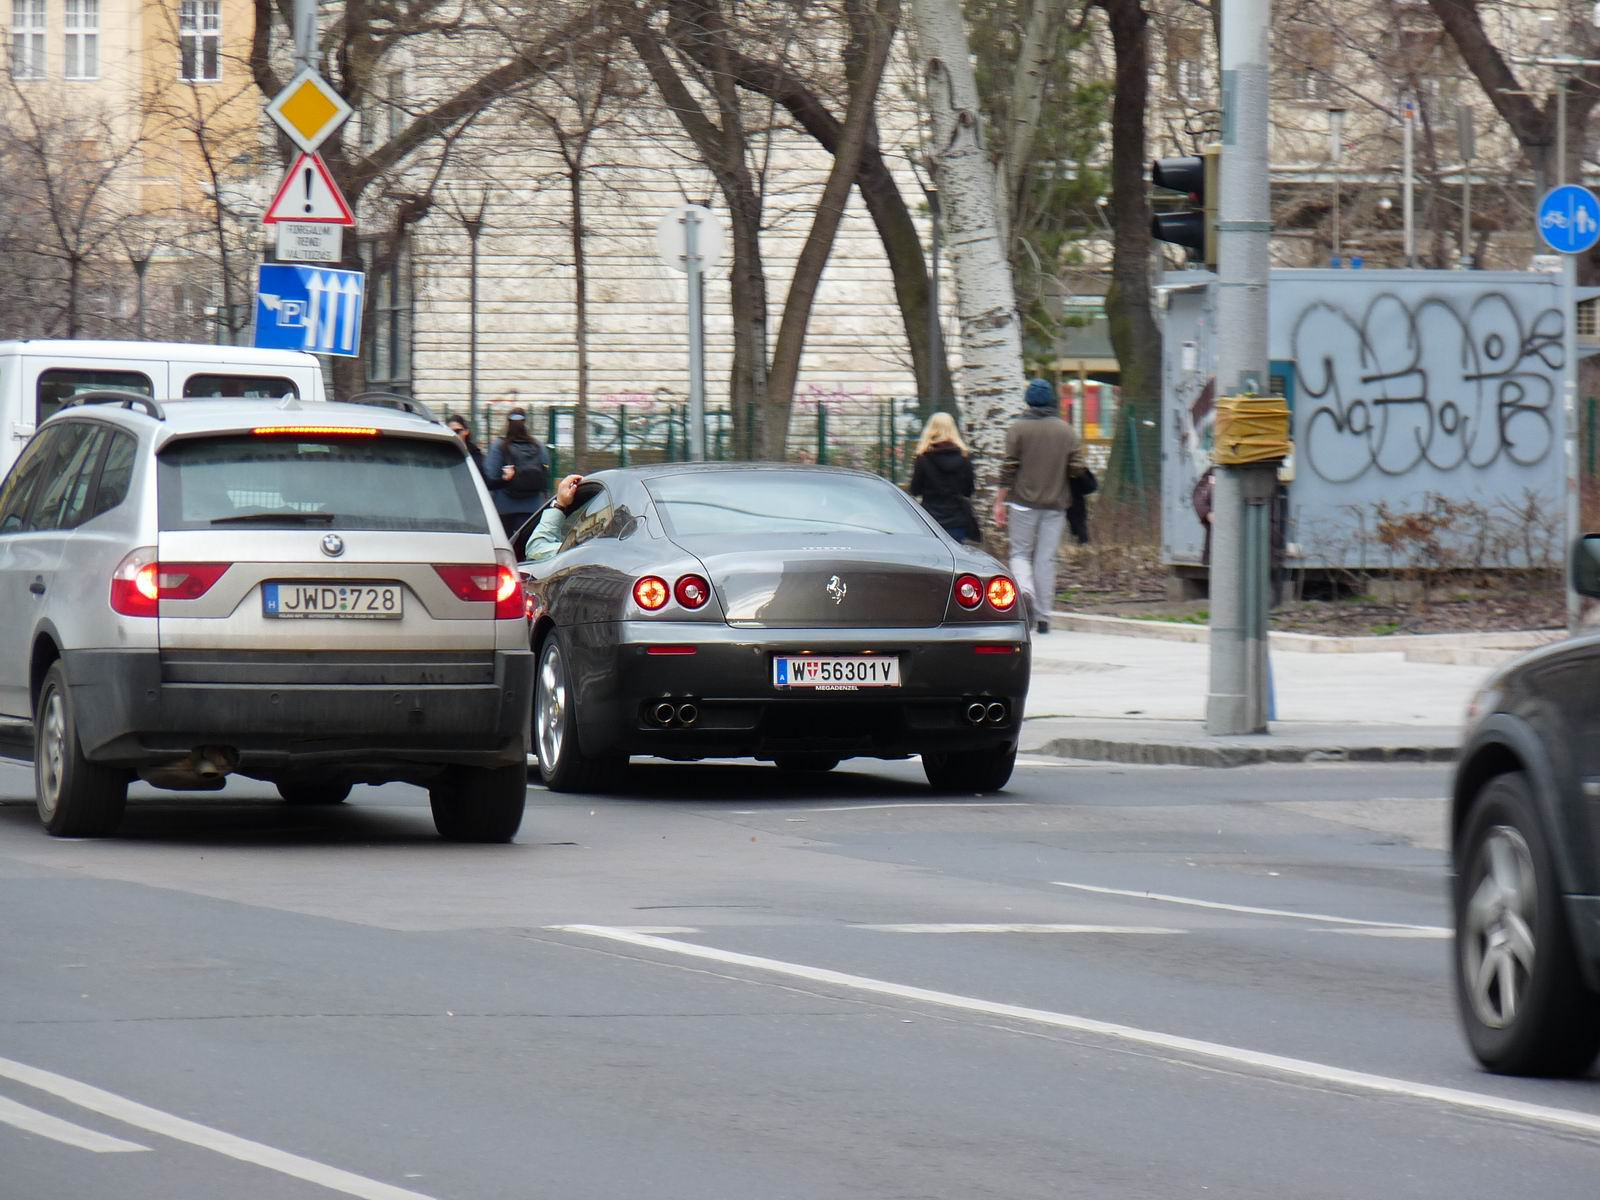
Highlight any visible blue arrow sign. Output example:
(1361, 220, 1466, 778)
(254, 264, 364, 357)
(1537, 185, 1600, 255)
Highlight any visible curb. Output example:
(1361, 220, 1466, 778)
(1050, 611, 1558, 658)
(1028, 734, 1458, 769)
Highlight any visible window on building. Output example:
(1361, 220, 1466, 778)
(179, 0, 220, 81)
(10, 0, 45, 79)
(1579, 299, 1598, 340)
(63, 0, 98, 79)
(1286, 24, 1333, 102)
(386, 69, 405, 140)
(363, 237, 413, 394)
(1167, 27, 1205, 103)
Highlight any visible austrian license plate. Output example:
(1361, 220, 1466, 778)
(262, 582, 403, 619)
(773, 655, 901, 689)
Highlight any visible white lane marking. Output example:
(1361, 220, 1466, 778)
(1051, 882, 1449, 934)
(853, 923, 1185, 935)
(0, 1056, 437, 1200)
(0, 1093, 147, 1153)
(1320, 927, 1452, 940)
(544, 925, 701, 935)
(554, 926, 1600, 1139)
(726, 802, 1035, 815)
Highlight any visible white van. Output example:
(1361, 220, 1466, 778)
(0, 340, 328, 476)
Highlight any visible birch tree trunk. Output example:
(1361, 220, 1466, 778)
(910, 0, 1024, 485)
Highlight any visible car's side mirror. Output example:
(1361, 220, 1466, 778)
(1572, 534, 1600, 598)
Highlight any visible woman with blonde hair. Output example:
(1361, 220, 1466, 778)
(909, 412, 978, 543)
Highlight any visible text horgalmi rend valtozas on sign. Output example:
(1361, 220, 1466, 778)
(253, 264, 364, 357)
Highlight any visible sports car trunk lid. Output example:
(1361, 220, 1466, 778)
(668, 533, 955, 626)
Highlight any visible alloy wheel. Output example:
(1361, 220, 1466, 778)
(1463, 824, 1538, 1030)
(37, 688, 65, 822)
(535, 643, 567, 769)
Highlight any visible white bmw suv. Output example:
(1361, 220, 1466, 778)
(0, 393, 534, 841)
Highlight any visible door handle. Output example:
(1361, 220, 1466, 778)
(28, 577, 45, 596)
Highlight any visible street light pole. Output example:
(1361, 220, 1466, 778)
(458, 191, 488, 439)
(1401, 91, 1416, 267)
(926, 183, 941, 418)
(1327, 107, 1346, 262)
(128, 247, 151, 339)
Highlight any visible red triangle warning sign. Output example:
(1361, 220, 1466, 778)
(263, 152, 355, 226)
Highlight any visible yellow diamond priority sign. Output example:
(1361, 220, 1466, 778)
(266, 68, 352, 154)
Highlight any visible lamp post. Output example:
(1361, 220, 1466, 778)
(124, 236, 155, 340)
(924, 180, 942, 419)
(454, 189, 490, 438)
(1327, 107, 1346, 263)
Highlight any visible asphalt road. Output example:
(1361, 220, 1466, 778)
(1, 752, 1597, 1199)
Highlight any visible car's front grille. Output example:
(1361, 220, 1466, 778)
(159, 651, 497, 686)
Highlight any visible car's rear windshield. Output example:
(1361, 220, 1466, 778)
(645, 470, 929, 538)
(157, 434, 490, 533)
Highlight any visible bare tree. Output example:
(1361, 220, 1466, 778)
(630, 0, 901, 457)
(0, 76, 147, 338)
(248, 0, 608, 395)
(516, 43, 644, 470)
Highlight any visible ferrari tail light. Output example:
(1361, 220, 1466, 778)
(633, 576, 670, 611)
(110, 549, 229, 617)
(986, 575, 1018, 611)
(674, 573, 711, 609)
(435, 556, 525, 618)
(953, 573, 983, 610)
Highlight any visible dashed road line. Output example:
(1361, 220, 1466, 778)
(1051, 881, 1449, 934)
(0, 1056, 437, 1200)
(727, 802, 1035, 814)
(553, 926, 1600, 1140)
(0, 1093, 147, 1152)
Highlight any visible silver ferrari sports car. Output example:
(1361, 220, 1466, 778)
(514, 464, 1031, 793)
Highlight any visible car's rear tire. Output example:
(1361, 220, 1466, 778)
(34, 662, 128, 838)
(428, 763, 527, 843)
(922, 742, 1016, 794)
(533, 636, 615, 793)
(774, 754, 840, 773)
(1454, 770, 1600, 1076)
(277, 780, 351, 806)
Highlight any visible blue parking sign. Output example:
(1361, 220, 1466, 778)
(1537, 185, 1600, 255)
(254, 264, 365, 357)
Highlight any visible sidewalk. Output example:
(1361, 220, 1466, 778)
(1020, 621, 1495, 767)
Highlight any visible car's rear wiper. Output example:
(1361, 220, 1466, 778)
(210, 511, 336, 525)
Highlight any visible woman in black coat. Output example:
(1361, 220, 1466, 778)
(908, 412, 978, 543)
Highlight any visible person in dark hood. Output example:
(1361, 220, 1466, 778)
(909, 412, 978, 543)
(445, 413, 487, 476)
(992, 377, 1087, 634)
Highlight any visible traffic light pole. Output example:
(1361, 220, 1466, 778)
(1206, 0, 1273, 735)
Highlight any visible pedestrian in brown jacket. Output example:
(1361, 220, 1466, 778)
(992, 378, 1087, 633)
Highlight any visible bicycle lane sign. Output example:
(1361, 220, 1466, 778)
(1538, 184, 1600, 255)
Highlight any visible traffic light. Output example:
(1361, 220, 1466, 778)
(1150, 145, 1220, 267)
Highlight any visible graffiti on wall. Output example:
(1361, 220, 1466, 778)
(1293, 292, 1564, 484)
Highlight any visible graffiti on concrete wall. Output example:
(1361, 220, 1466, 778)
(1294, 292, 1563, 484)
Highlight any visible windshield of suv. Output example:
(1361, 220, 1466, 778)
(157, 434, 490, 533)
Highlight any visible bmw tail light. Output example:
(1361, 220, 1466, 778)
(110, 550, 228, 617)
(986, 575, 1018, 611)
(953, 573, 983, 610)
(495, 551, 524, 620)
(674, 573, 711, 609)
(435, 559, 524, 618)
(633, 576, 670, 611)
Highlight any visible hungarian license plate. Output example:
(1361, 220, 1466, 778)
(773, 655, 901, 689)
(262, 582, 403, 619)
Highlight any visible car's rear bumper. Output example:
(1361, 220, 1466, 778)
(62, 647, 534, 779)
(563, 620, 1030, 760)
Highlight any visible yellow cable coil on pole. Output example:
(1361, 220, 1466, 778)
(1213, 393, 1292, 465)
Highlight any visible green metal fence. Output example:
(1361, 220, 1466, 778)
(476, 397, 929, 484)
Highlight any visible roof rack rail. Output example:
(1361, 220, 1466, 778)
(60, 391, 166, 420)
(342, 392, 437, 422)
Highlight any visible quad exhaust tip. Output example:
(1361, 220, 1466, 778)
(986, 701, 1007, 724)
(965, 702, 987, 725)
(650, 700, 700, 727)
(652, 702, 677, 726)
(676, 702, 699, 727)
